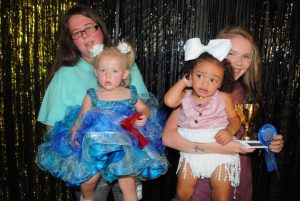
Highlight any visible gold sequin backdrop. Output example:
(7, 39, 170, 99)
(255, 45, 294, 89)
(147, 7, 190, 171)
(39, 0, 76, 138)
(1, 0, 299, 201)
(0, 1, 78, 200)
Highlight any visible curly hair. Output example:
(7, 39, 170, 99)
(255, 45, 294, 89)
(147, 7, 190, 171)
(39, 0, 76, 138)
(184, 52, 235, 93)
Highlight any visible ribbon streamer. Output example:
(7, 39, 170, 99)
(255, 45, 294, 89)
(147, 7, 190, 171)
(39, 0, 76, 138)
(120, 112, 149, 148)
(258, 124, 279, 177)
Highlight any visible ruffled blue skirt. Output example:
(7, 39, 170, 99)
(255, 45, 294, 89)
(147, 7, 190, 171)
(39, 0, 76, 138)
(36, 105, 168, 186)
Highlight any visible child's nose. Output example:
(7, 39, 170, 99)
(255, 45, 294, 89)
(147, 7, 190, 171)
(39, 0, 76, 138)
(202, 78, 209, 86)
(105, 71, 111, 77)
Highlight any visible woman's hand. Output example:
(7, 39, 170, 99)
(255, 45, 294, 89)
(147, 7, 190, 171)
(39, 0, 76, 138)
(269, 134, 284, 153)
(232, 140, 256, 154)
(182, 75, 192, 87)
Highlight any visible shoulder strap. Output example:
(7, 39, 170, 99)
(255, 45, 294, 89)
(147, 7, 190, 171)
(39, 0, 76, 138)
(87, 88, 98, 106)
(130, 85, 138, 104)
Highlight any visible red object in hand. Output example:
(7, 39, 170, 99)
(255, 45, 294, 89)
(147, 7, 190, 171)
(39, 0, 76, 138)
(120, 112, 149, 148)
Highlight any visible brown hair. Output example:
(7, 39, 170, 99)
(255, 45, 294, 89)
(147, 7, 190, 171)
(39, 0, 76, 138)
(48, 4, 112, 84)
(217, 26, 262, 102)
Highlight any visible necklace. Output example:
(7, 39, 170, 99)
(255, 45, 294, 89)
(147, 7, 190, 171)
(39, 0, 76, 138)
(191, 91, 204, 99)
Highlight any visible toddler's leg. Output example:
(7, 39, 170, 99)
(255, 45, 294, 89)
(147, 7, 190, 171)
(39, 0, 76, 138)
(111, 181, 122, 201)
(175, 161, 197, 201)
(210, 164, 231, 201)
(118, 176, 138, 201)
(94, 179, 115, 201)
(80, 173, 101, 201)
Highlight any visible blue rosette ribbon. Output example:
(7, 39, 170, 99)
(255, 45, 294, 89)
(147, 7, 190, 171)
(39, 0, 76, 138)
(258, 124, 279, 176)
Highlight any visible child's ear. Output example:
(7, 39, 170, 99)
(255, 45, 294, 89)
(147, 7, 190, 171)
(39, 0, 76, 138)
(123, 69, 130, 79)
(93, 69, 97, 76)
(218, 81, 223, 89)
(188, 73, 192, 80)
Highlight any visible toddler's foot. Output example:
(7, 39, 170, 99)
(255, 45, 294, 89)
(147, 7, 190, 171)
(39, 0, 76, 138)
(136, 183, 142, 200)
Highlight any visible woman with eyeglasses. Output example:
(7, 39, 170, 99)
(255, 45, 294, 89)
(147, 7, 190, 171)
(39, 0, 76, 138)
(37, 4, 148, 201)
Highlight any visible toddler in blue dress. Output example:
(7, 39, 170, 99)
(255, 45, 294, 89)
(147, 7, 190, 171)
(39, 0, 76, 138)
(36, 42, 168, 201)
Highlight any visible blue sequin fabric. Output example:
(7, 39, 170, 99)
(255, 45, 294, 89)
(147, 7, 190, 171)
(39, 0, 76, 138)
(36, 86, 168, 186)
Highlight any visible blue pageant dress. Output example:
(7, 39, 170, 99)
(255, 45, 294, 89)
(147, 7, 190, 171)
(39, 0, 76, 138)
(36, 86, 168, 186)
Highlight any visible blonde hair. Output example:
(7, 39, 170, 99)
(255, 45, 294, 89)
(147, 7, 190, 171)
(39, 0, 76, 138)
(217, 26, 262, 102)
(93, 43, 136, 87)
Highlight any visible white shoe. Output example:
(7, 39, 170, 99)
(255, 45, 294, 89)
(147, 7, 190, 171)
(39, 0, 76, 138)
(136, 184, 143, 200)
(80, 195, 93, 201)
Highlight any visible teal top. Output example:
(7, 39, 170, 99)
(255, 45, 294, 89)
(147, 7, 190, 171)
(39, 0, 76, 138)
(38, 58, 149, 126)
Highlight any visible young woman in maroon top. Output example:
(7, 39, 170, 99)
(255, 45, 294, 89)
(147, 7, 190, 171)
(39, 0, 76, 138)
(163, 26, 284, 201)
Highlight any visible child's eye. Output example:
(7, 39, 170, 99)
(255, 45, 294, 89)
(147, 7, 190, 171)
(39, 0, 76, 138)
(210, 79, 218, 83)
(113, 70, 119, 73)
(197, 74, 205, 79)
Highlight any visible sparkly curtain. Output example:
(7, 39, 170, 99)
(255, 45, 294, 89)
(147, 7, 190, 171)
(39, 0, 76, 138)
(0, 1, 78, 200)
(0, 0, 299, 201)
(116, 0, 257, 102)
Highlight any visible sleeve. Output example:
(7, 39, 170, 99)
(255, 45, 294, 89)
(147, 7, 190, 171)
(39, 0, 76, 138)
(37, 70, 68, 126)
(129, 63, 150, 99)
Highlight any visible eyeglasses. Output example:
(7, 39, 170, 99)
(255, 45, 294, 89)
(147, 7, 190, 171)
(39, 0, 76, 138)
(71, 25, 99, 40)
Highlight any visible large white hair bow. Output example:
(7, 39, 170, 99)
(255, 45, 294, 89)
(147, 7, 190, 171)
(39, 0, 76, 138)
(90, 44, 104, 57)
(89, 42, 131, 58)
(117, 42, 132, 54)
(184, 38, 231, 61)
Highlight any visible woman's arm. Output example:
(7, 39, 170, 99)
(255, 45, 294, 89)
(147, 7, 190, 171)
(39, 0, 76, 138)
(46, 125, 52, 131)
(162, 108, 255, 154)
(162, 108, 203, 153)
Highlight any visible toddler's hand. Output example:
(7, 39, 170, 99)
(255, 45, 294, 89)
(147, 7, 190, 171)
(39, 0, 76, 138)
(215, 129, 233, 145)
(70, 127, 79, 147)
(183, 75, 192, 87)
(135, 114, 147, 126)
